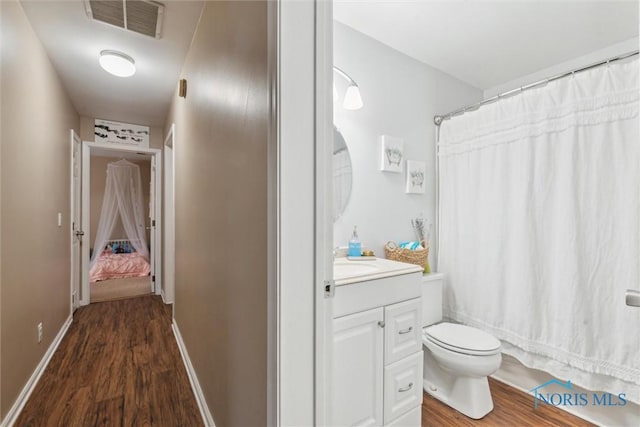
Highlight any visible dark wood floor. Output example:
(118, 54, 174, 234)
(15, 296, 203, 427)
(422, 377, 595, 427)
(15, 294, 596, 427)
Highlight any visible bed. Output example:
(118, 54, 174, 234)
(89, 239, 151, 283)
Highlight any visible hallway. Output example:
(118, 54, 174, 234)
(14, 296, 203, 426)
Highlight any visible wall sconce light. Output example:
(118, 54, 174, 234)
(333, 66, 363, 110)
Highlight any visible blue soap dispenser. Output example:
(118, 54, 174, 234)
(348, 226, 362, 257)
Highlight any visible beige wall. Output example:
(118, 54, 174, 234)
(0, 1, 79, 418)
(80, 115, 163, 149)
(90, 157, 151, 249)
(164, 2, 270, 425)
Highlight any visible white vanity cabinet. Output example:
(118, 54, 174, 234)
(332, 269, 423, 427)
(333, 307, 385, 426)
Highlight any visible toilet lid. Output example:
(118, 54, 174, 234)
(425, 323, 501, 355)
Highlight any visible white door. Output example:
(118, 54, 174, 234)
(332, 307, 385, 427)
(149, 154, 156, 293)
(70, 130, 83, 310)
(163, 125, 175, 303)
(150, 150, 162, 295)
(80, 142, 90, 305)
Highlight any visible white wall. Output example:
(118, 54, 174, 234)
(333, 22, 482, 262)
(484, 37, 638, 99)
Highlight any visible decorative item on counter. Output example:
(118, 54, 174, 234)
(399, 241, 423, 250)
(347, 248, 375, 260)
(348, 226, 362, 257)
(411, 215, 426, 242)
(411, 215, 432, 273)
(384, 240, 429, 272)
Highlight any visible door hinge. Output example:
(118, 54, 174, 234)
(324, 280, 335, 298)
(152, 275, 155, 282)
(152, 220, 156, 227)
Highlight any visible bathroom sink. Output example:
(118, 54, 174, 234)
(333, 257, 423, 286)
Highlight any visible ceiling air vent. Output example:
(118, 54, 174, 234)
(85, 0, 165, 39)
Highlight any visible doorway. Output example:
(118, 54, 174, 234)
(74, 140, 162, 306)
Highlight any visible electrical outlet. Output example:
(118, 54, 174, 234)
(37, 322, 43, 343)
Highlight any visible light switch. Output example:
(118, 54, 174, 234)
(57, 212, 62, 227)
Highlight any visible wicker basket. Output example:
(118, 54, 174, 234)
(384, 241, 429, 270)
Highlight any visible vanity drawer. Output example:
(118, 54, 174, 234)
(383, 351, 423, 425)
(386, 405, 421, 427)
(384, 298, 422, 365)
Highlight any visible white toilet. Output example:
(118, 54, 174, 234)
(421, 274, 502, 419)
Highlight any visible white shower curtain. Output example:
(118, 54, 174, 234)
(90, 159, 150, 268)
(438, 58, 640, 402)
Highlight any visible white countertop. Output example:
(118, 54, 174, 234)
(334, 257, 423, 286)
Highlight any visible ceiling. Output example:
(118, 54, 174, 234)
(334, 0, 639, 91)
(18, 1, 639, 125)
(20, 0, 204, 127)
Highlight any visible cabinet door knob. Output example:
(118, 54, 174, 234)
(398, 382, 414, 393)
(377, 321, 385, 328)
(398, 326, 413, 335)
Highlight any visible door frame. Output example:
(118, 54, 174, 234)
(277, 0, 333, 424)
(314, 0, 334, 425)
(163, 124, 175, 304)
(79, 141, 162, 306)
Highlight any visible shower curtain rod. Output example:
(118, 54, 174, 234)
(433, 50, 639, 126)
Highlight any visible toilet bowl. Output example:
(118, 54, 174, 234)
(421, 275, 502, 419)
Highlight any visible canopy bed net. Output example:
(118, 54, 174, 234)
(89, 159, 151, 283)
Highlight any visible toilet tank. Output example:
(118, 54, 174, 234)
(422, 273, 444, 327)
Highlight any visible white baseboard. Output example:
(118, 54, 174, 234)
(1, 315, 73, 427)
(172, 321, 215, 427)
(160, 289, 174, 305)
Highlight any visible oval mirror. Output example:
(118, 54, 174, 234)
(333, 126, 353, 221)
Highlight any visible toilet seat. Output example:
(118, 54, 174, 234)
(424, 323, 501, 356)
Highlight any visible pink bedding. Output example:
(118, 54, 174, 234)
(89, 251, 151, 282)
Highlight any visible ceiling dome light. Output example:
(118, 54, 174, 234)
(99, 50, 136, 77)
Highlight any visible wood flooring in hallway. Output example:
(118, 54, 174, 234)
(15, 296, 203, 427)
(422, 377, 596, 426)
(14, 294, 597, 427)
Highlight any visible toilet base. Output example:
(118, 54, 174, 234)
(422, 348, 495, 419)
(423, 376, 493, 419)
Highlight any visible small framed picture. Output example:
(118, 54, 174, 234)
(380, 135, 404, 173)
(406, 160, 426, 194)
(94, 119, 150, 147)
